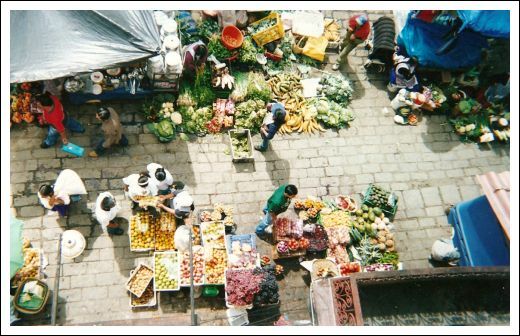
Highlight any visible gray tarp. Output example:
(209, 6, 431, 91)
(10, 10, 161, 83)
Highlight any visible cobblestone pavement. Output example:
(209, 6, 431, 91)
(9, 10, 510, 326)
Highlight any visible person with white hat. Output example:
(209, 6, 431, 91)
(93, 192, 123, 235)
(157, 185, 194, 225)
(147, 163, 174, 196)
(122, 172, 152, 209)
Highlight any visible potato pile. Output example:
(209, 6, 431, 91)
(131, 280, 155, 307)
(154, 252, 180, 290)
(127, 265, 154, 297)
(130, 212, 155, 250)
(204, 248, 227, 284)
(180, 246, 205, 285)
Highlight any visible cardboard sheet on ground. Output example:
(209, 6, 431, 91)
(291, 11, 325, 37)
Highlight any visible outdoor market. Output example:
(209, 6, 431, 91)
(7, 7, 513, 329)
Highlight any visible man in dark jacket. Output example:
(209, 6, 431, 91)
(254, 102, 286, 152)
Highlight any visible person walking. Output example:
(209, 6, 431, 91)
(36, 92, 85, 148)
(332, 14, 371, 70)
(37, 169, 87, 218)
(147, 163, 174, 196)
(88, 106, 128, 158)
(254, 101, 287, 152)
(255, 184, 298, 236)
(93, 192, 123, 235)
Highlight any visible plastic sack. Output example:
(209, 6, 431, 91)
(236, 10, 248, 28)
(302, 36, 329, 62)
(218, 10, 237, 28)
(431, 238, 460, 265)
(174, 225, 191, 252)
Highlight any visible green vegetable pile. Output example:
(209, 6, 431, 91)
(197, 19, 220, 42)
(142, 94, 176, 122)
(376, 251, 399, 269)
(245, 72, 271, 102)
(229, 72, 249, 103)
(207, 34, 233, 60)
(318, 74, 354, 106)
(308, 97, 354, 128)
(231, 135, 251, 159)
(179, 106, 213, 135)
(238, 36, 259, 64)
(250, 18, 277, 35)
(234, 99, 267, 132)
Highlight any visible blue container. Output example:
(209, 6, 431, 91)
(449, 195, 509, 266)
(61, 142, 85, 157)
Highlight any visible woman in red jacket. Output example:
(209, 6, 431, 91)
(332, 14, 371, 70)
(36, 92, 85, 148)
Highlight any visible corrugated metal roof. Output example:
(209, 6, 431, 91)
(476, 171, 510, 240)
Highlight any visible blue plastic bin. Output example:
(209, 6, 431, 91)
(449, 195, 509, 266)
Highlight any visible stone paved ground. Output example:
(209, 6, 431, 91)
(9, 10, 510, 326)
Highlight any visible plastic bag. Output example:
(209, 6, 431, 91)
(236, 10, 248, 28)
(174, 225, 191, 252)
(431, 238, 460, 265)
(302, 36, 329, 62)
(218, 10, 237, 28)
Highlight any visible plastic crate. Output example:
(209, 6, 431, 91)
(228, 129, 254, 163)
(449, 195, 509, 267)
(179, 246, 205, 287)
(225, 234, 257, 253)
(250, 12, 284, 46)
(129, 213, 155, 252)
(362, 184, 398, 221)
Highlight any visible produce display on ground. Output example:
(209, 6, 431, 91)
(11, 242, 40, 287)
(154, 252, 180, 291)
(126, 264, 154, 297)
(130, 279, 156, 307)
(225, 269, 264, 307)
(204, 248, 227, 285)
(253, 266, 280, 306)
(233, 100, 267, 132)
(230, 130, 253, 160)
(130, 212, 155, 251)
(180, 246, 205, 286)
(201, 221, 226, 248)
(227, 238, 259, 270)
(273, 216, 303, 241)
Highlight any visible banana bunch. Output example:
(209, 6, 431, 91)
(323, 19, 341, 42)
(279, 106, 326, 134)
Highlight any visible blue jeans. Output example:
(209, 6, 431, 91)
(257, 137, 270, 151)
(44, 118, 85, 146)
(255, 205, 272, 235)
(94, 134, 129, 155)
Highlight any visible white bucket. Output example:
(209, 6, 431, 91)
(163, 35, 180, 50)
(154, 11, 168, 26)
(162, 19, 178, 35)
(165, 52, 182, 74)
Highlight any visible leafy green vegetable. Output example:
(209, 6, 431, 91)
(239, 36, 259, 64)
(207, 34, 232, 60)
(245, 72, 271, 102)
(197, 19, 220, 42)
(234, 99, 267, 132)
(309, 97, 354, 128)
(142, 94, 176, 122)
(376, 251, 399, 269)
(179, 106, 213, 135)
(317, 74, 354, 106)
(250, 17, 277, 35)
(231, 136, 251, 159)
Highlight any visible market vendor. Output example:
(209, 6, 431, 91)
(387, 52, 420, 93)
(37, 169, 87, 218)
(88, 107, 129, 158)
(122, 172, 152, 209)
(36, 92, 85, 149)
(182, 40, 208, 77)
(254, 101, 286, 152)
(147, 163, 174, 196)
(157, 187, 195, 225)
(93, 192, 123, 236)
(332, 14, 371, 71)
(256, 184, 298, 236)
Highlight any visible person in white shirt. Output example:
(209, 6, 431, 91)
(122, 172, 152, 209)
(37, 169, 87, 217)
(147, 163, 174, 196)
(93, 192, 123, 235)
(157, 186, 194, 225)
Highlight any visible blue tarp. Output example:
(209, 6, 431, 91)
(397, 11, 489, 70)
(457, 10, 510, 39)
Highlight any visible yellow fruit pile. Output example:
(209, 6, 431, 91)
(130, 212, 155, 250)
(127, 265, 153, 296)
(204, 248, 227, 284)
(267, 73, 324, 135)
(154, 252, 179, 290)
(155, 212, 176, 251)
(202, 222, 225, 248)
(321, 211, 352, 228)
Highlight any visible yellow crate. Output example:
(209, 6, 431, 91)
(251, 12, 284, 47)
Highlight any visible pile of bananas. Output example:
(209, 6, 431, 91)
(267, 73, 324, 135)
(323, 19, 341, 42)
